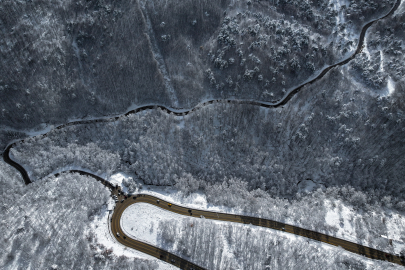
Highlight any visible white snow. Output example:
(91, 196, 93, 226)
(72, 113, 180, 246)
(379, 50, 385, 72)
(325, 200, 356, 241)
(108, 172, 130, 193)
(379, 51, 396, 97)
(385, 213, 405, 254)
(120, 202, 248, 267)
(119, 198, 401, 269)
(324, 199, 405, 255)
(387, 77, 396, 95)
(394, 0, 405, 16)
(89, 199, 177, 270)
(110, 171, 405, 256)
(89, 172, 241, 269)
(120, 201, 336, 252)
(362, 37, 371, 60)
(108, 172, 237, 214)
(297, 179, 324, 193)
(327, 0, 357, 60)
(329, 0, 349, 26)
(121, 203, 179, 246)
(325, 209, 340, 225)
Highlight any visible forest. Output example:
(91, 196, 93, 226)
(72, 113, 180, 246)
(9, 64, 405, 253)
(11, 67, 405, 204)
(157, 217, 404, 270)
(351, 5, 405, 88)
(1, 0, 405, 268)
(0, 160, 158, 270)
(0, 0, 397, 151)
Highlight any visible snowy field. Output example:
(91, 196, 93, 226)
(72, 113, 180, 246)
(121, 203, 179, 246)
(324, 200, 405, 255)
(90, 199, 177, 270)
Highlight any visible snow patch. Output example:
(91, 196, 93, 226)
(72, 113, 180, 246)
(362, 38, 371, 60)
(121, 203, 180, 246)
(325, 200, 359, 243)
(387, 77, 395, 95)
(89, 201, 177, 270)
(394, 0, 405, 16)
(297, 179, 325, 193)
(325, 209, 340, 227)
(379, 51, 384, 72)
(108, 172, 130, 192)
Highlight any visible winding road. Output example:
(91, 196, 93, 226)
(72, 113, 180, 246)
(2, 0, 405, 268)
(53, 171, 405, 268)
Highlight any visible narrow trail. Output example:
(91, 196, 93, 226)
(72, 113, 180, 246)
(141, 6, 179, 107)
(2, 0, 404, 268)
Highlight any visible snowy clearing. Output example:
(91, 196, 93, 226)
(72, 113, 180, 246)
(121, 203, 179, 246)
(387, 77, 396, 95)
(89, 198, 177, 270)
(324, 200, 405, 255)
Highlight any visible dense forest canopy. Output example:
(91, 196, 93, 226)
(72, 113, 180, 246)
(0, 0, 398, 149)
(11, 66, 405, 207)
(2, 0, 405, 268)
(0, 160, 158, 269)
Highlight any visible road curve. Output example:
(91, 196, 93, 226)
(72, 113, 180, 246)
(3, 156, 405, 267)
(55, 171, 205, 269)
(2, 0, 404, 268)
(58, 170, 405, 267)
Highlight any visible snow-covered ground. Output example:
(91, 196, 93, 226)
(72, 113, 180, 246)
(121, 203, 179, 246)
(108, 172, 238, 214)
(377, 49, 396, 96)
(109, 173, 130, 193)
(394, 0, 405, 16)
(119, 197, 403, 269)
(387, 77, 396, 95)
(324, 200, 405, 255)
(89, 198, 177, 270)
(109, 172, 405, 256)
(120, 201, 343, 259)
